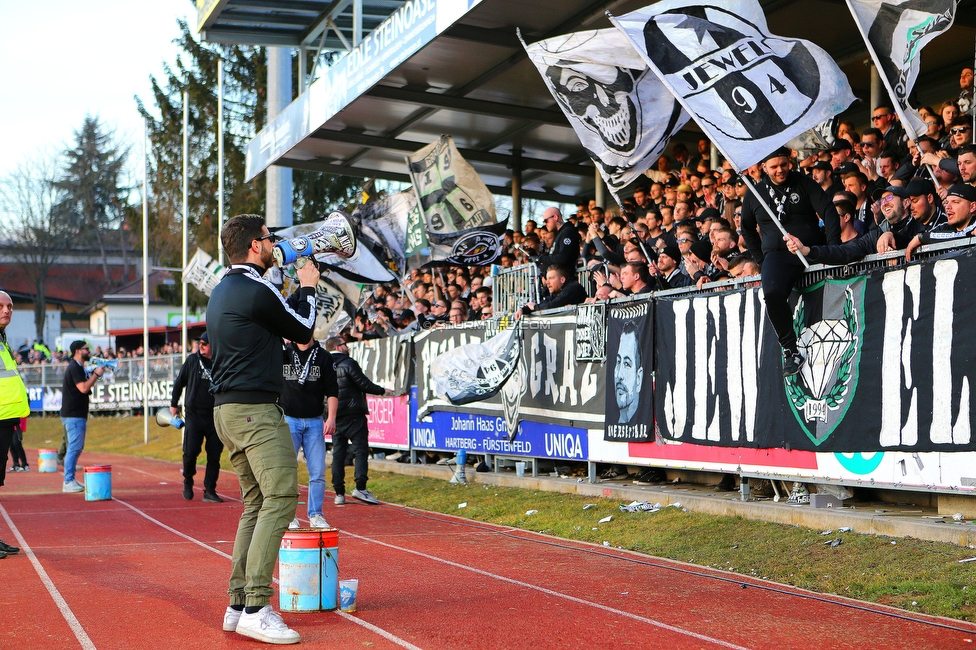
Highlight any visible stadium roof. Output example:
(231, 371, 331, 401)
(197, 0, 976, 203)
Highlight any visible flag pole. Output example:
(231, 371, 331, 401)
(181, 91, 189, 363)
(142, 119, 150, 446)
(843, 0, 938, 186)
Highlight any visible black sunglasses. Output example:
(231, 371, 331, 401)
(256, 233, 281, 243)
(950, 127, 971, 135)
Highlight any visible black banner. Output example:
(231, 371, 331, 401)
(347, 335, 412, 396)
(655, 254, 976, 451)
(415, 315, 605, 436)
(604, 301, 654, 442)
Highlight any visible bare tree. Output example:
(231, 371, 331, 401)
(0, 153, 72, 341)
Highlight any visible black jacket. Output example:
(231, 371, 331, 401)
(740, 171, 841, 264)
(170, 352, 215, 414)
(806, 217, 925, 266)
(536, 221, 581, 272)
(279, 341, 339, 419)
(208, 264, 316, 405)
(331, 352, 385, 418)
(524, 280, 587, 314)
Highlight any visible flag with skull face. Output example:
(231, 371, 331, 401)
(523, 29, 688, 200)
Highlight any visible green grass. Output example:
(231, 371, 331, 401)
(23, 416, 976, 621)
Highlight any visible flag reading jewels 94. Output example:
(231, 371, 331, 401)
(609, 0, 855, 171)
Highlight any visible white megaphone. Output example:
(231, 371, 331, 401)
(155, 408, 185, 429)
(272, 210, 358, 267)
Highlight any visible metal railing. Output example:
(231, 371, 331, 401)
(18, 355, 183, 388)
(492, 264, 540, 314)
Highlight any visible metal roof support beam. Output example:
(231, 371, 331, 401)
(353, 0, 363, 46)
(364, 85, 566, 125)
(200, 29, 302, 47)
(310, 129, 591, 176)
(274, 157, 578, 203)
(232, 0, 332, 12)
(300, 0, 350, 46)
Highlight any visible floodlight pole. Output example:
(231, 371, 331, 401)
(143, 119, 150, 445)
(182, 91, 189, 363)
(218, 59, 225, 266)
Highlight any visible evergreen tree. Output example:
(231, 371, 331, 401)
(54, 116, 132, 286)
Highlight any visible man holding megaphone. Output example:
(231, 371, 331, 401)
(170, 331, 223, 503)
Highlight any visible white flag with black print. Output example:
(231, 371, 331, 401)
(846, 0, 956, 138)
(609, 0, 855, 171)
(522, 29, 689, 199)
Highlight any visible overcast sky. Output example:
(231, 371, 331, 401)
(0, 0, 193, 177)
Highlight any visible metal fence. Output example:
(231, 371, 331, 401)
(492, 264, 540, 314)
(18, 355, 183, 388)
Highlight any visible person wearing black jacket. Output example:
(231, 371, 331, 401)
(740, 148, 841, 377)
(170, 331, 223, 503)
(282, 338, 338, 530)
(324, 337, 388, 506)
(535, 208, 581, 274)
(518, 265, 587, 316)
(207, 213, 320, 644)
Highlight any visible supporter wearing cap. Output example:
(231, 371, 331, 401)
(905, 183, 976, 261)
(905, 178, 947, 230)
(829, 138, 854, 169)
(653, 243, 692, 289)
(741, 146, 841, 377)
(675, 184, 694, 204)
(810, 161, 834, 193)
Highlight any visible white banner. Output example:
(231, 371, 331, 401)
(183, 248, 224, 297)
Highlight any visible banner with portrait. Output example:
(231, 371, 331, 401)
(604, 301, 654, 442)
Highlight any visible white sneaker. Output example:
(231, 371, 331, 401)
(308, 514, 329, 528)
(352, 488, 379, 505)
(235, 605, 300, 644)
(222, 606, 242, 632)
(334, 494, 346, 505)
(62, 480, 84, 493)
(288, 517, 300, 530)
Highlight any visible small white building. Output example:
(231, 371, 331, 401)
(86, 271, 204, 335)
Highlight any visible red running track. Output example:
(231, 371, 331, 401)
(0, 451, 974, 649)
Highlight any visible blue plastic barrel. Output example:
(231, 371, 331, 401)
(84, 465, 112, 501)
(37, 449, 57, 473)
(278, 529, 339, 612)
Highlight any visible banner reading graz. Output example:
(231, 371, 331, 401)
(347, 335, 412, 396)
(415, 315, 605, 436)
(655, 255, 976, 452)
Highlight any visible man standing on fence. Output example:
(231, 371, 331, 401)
(0, 291, 29, 557)
(60, 340, 106, 493)
(208, 214, 320, 645)
(170, 331, 224, 503)
(324, 337, 388, 506)
(535, 207, 581, 275)
(740, 147, 841, 378)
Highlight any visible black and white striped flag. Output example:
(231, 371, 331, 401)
(610, 0, 855, 170)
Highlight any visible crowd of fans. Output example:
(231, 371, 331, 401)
(343, 67, 976, 337)
(14, 342, 184, 366)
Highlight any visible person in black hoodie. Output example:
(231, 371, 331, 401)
(170, 331, 223, 503)
(324, 337, 389, 505)
(207, 213, 320, 644)
(282, 337, 338, 530)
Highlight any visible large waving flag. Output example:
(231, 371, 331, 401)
(609, 0, 855, 171)
(845, 0, 957, 138)
(523, 28, 689, 199)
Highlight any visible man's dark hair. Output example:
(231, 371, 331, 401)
(69, 340, 87, 355)
(950, 116, 972, 129)
(833, 199, 856, 218)
(623, 261, 651, 285)
(878, 150, 900, 164)
(221, 214, 266, 263)
(609, 217, 627, 229)
(416, 299, 432, 310)
(475, 286, 492, 299)
(861, 127, 883, 140)
(957, 144, 976, 158)
(619, 320, 642, 367)
(916, 135, 940, 150)
(842, 171, 868, 186)
(728, 253, 759, 273)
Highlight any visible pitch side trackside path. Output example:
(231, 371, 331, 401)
(1, 451, 974, 649)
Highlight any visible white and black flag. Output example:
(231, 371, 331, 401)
(610, 0, 855, 171)
(846, 0, 957, 138)
(523, 29, 688, 199)
(429, 324, 522, 406)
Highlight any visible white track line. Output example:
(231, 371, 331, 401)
(342, 529, 751, 650)
(0, 503, 97, 650)
(112, 497, 421, 650)
(117, 465, 242, 502)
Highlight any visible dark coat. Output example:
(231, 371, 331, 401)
(331, 352, 385, 418)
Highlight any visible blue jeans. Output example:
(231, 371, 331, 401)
(285, 416, 325, 517)
(61, 417, 88, 483)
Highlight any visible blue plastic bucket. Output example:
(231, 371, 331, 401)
(83, 465, 112, 501)
(279, 529, 339, 612)
(38, 449, 57, 473)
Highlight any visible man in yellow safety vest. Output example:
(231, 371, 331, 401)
(0, 291, 30, 558)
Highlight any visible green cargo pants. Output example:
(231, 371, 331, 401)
(214, 402, 298, 607)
